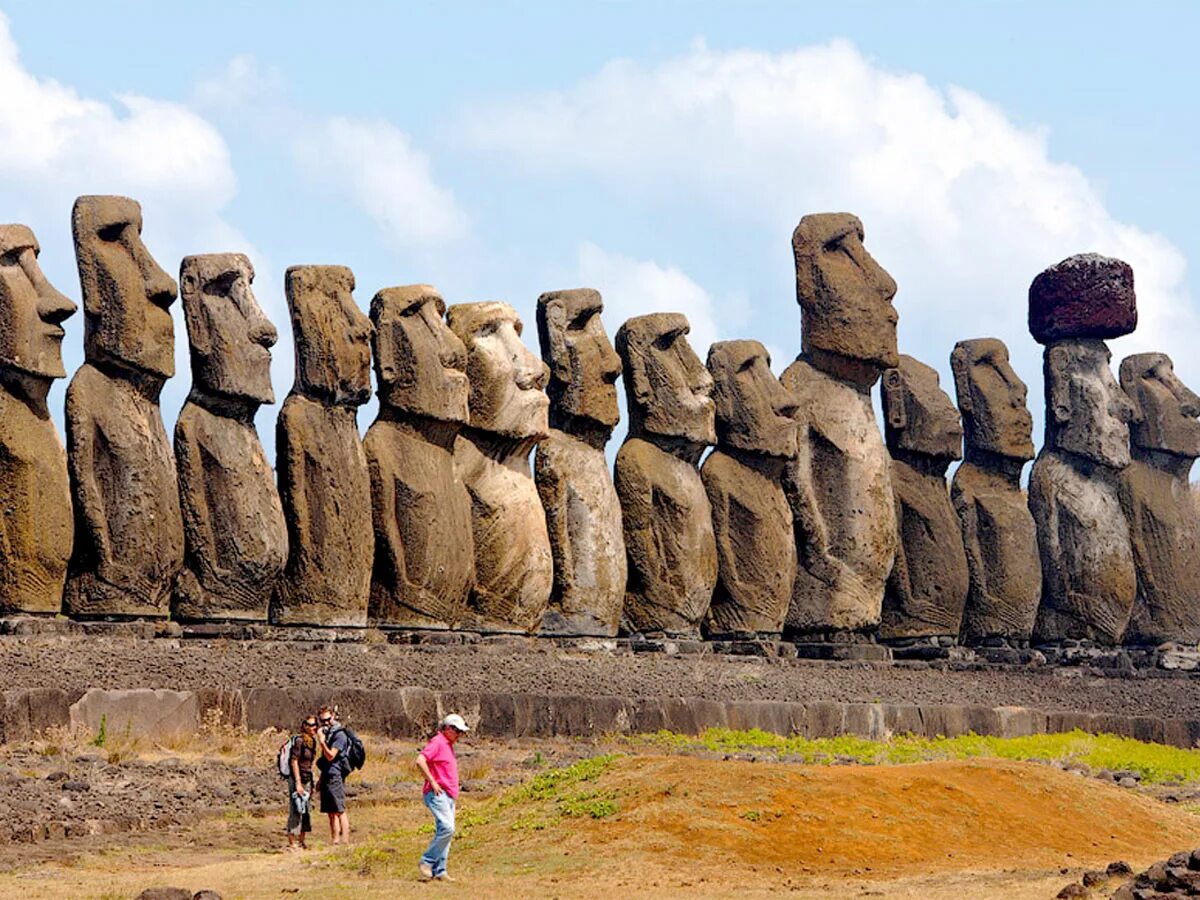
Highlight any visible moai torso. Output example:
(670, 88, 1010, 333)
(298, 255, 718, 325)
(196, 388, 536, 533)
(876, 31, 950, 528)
(173, 254, 286, 622)
(701, 340, 798, 637)
(365, 285, 474, 629)
(950, 338, 1041, 643)
(448, 301, 552, 634)
(272, 265, 374, 627)
(1028, 256, 1138, 645)
(0, 225, 76, 614)
(1117, 353, 1200, 644)
(880, 356, 969, 640)
(783, 213, 899, 636)
(64, 196, 184, 618)
(534, 288, 626, 636)
(614, 312, 717, 637)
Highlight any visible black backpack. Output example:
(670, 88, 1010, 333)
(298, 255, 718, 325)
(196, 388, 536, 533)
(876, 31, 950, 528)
(332, 725, 366, 773)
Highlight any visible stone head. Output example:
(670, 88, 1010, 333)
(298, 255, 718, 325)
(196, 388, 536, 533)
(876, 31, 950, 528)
(615, 312, 716, 446)
(950, 338, 1035, 461)
(882, 355, 963, 462)
(707, 340, 798, 459)
(286, 265, 372, 407)
(180, 254, 277, 406)
(536, 288, 621, 434)
(1120, 352, 1200, 460)
(370, 284, 468, 424)
(793, 212, 898, 375)
(446, 301, 549, 439)
(73, 195, 178, 379)
(0, 224, 77, 383)
(1044, 339, 1136, 468)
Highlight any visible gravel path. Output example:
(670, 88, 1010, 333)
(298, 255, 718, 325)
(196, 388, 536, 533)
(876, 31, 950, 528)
(1, 636, 1198, 720)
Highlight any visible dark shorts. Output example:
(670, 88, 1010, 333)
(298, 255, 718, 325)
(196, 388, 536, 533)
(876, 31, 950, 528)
(319, 767, 345, 814)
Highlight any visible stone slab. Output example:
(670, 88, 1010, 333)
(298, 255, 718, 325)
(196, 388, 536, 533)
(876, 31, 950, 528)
(69, 689, 200, 740)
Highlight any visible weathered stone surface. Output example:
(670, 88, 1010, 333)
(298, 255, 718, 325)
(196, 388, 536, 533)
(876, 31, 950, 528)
(701, 340, 798, 636)
(1031, 339, 1137, 644)
(448, 301, 552, 633)
(64, 196, 184, 618)
(0, 225, 77, 614)
(173, 254, 286, 622)
(782, 213, 898, 635)
(70, 689, 201, 740)
(950, 338, 1041, 642)
(880, 355, 969, 639)
(365, 285, 474, 629)
(534, 288, 627, 636)
(1029, 253, 1136, 344)
(1118, 353, 1200, 644)
(614, 313, 717, 636)
(272, 265, 373, 626)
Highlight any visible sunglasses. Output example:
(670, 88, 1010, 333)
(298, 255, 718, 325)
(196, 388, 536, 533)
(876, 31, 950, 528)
(319, 718, 333, 725)
(303, 721, 317, 727)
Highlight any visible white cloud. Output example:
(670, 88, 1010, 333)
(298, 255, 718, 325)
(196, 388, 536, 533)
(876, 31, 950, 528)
(295, 117, 469, 248)
(463, 38, 1195, 410)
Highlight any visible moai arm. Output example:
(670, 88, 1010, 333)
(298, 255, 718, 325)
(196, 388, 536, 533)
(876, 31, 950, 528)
(367, 448, 408, 593)
(1116, 473, 1159, 602)
(885, 488, 915, 608)
(534, 450, 574, 590)
(174, 420, 233, 586)
(784, 420, 848, 587)
(276, 403, 313, 575)
(615, 447, 661, 595)
(954, 492, 1000, 615)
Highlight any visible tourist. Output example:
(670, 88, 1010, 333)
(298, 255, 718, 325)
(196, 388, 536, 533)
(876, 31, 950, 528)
(286, 715, 318, 850)
(415, 713, 470, 881)
(315, 705, 351, 844)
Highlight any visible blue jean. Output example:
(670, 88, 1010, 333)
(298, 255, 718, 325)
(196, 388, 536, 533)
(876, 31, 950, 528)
(420, 791, 456, 876)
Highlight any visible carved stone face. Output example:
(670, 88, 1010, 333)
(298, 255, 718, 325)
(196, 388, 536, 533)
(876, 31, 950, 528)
(616, 312, 716, 446)
(793, 212, 899, 372)
(707, 340, 798, 459)
(536, 288, 621, 431)
(1120, 352, 1200, 459)
(73, 195, 178, 379)
(447, 301, 549, 439)
(180, 254, 276, 406)
(1045, 339, 1136, 468)
(950, 338, 1035, 461)
(0, 225, 77, 381)
(882, 355, 963, 461)
(371, 285, 468, 424)
(286, 265, 372, 406)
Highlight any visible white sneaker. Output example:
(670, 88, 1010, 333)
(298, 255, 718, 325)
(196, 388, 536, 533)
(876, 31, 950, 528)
(419, 861, 434, 879)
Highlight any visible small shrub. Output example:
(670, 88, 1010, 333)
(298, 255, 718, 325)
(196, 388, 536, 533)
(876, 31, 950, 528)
(739, 809, 762, 822)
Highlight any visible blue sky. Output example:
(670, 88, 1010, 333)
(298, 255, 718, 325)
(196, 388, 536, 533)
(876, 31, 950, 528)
(3, 1, 1197, 463)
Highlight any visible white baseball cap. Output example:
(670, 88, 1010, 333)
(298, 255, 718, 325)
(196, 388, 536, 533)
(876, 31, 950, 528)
(442, 713, 470, 733)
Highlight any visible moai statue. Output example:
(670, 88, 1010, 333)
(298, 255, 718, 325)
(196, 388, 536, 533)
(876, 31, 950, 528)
(1028, 254, 1138, 645)
(701, 340, 798, 637)
(173, 254, 287, 622)
(273, 265, 374, 626)
(1118, 353, 1200, 644)
(879, 355, 969, 641)
(614, 313, 717, 636)
(0, 225, 77, 614)
(534, 288, 627, 637)
(950, 338, 1041, 644)
(447, 301, 553, 633)
(781, 213, 899, 637)
(64, 196, 184, 618)
(364, 285, 474, 629)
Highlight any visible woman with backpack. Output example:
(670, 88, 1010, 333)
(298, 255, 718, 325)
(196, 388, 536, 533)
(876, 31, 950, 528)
(284, 715, 318, 851)
(315, 705, 352, 845)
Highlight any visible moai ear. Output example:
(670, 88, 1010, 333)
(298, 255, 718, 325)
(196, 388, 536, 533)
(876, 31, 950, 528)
(950, 346, 972, 414)
(883, 369, 907, 430)
(180, 271, 212, 356)
(1048, 347, 1073, 425)
(543, 303, 572, 383)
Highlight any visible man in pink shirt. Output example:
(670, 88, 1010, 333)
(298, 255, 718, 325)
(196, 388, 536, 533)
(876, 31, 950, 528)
(415, 713, 469, 881)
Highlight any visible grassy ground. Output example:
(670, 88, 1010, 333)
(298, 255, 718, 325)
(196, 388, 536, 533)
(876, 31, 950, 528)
(2, 730, 1200, 899)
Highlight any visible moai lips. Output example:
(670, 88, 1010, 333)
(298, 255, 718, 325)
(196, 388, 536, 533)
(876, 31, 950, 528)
(1118, 353, 1200, 644)
(0, 224, 77, 614)
(950, 338, 1041, 643)
(173, 254, 287, 622)
(701, 340, 798, 637)
(449, 301, 553, 634)
(614, 312, 717, 637)
(1029, 254, 1136, 344)
(272, 265, 374, 627)
(782, 213, 898, 635)
(880, 356, 969, 640)
(64, 195, 184, 618)
(534, 288, 627, 637)
(365, 285, 474, 629)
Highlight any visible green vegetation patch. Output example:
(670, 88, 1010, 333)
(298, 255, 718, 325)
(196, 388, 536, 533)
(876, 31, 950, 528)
(624, 728, 1200, 784)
